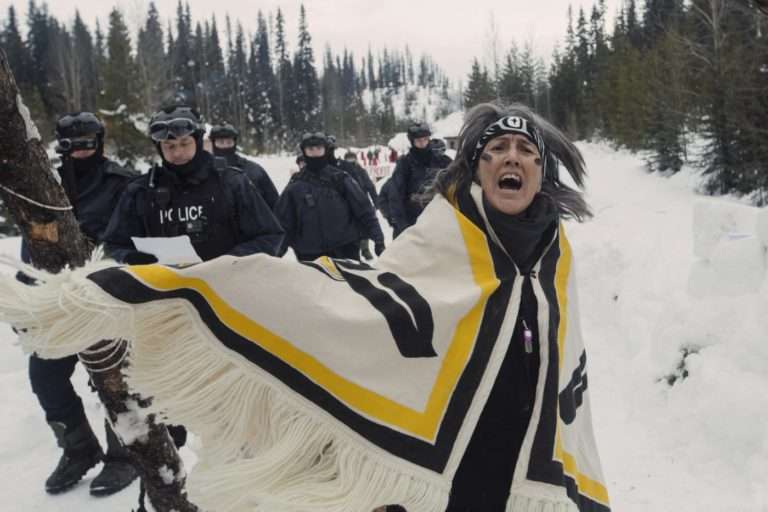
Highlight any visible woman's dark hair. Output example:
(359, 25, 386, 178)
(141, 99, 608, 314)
(426, 103, 592, 221)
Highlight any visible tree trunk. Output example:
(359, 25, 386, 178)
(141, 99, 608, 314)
(0, 48, 198, 512)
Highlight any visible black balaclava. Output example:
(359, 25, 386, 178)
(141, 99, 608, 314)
(300, 134, 329, 172)
(304, 152, 327, 172)
(212, 142, 238, 166)
(70, 135, 106, 176)
(157, 131, 206, 178)
(411, 144, 432, 165)
(71, 151, 106, 177)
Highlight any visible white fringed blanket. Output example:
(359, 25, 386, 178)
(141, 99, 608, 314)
(0, 188, 610, 512)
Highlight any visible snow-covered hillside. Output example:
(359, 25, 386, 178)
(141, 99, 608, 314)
(0, 142, 766, 511)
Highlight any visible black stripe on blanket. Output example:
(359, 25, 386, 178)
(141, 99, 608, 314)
(88, 264, 515, 474)
(525, 236, 609, 511)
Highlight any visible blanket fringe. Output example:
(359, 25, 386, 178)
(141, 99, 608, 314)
(127, 300, 450, 512)
(0, 260, 450, 512)
(0, 257, 133, 358)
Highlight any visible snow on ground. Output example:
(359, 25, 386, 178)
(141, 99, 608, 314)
(0, 142, 766, 511)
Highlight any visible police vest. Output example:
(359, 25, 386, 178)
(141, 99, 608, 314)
(141, 165, 240, 261)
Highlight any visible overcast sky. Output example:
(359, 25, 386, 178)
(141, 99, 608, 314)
(1, 0, 620, 82)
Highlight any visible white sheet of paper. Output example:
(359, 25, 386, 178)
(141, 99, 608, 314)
(131, 235, 203, 265)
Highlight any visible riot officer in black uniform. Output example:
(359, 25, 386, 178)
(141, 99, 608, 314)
(326, 136, 380, 260)
(103, 105, 284, 264)
(429, 137, 453, 169)
(208, 123, 279, 210)
(340, 150, 378, 207)
(275, 132, 385, 261)
(386, 122, 449, 238)
(22, 112, 140, 496)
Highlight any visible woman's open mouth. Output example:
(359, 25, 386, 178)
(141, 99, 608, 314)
(498, 172, 523, 191)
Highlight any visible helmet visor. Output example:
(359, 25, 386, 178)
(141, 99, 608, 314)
(150, 118, 199, 142)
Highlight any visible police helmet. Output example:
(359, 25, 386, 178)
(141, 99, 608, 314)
(149, 105, 203, 142)
(429, 137, 447, 156)
(54, 112, 105, 154)
(407, 122, 431, 143)
(209, 123, 239, 141)
(300, 132, 328, 151)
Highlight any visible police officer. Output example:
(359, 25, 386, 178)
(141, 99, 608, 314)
(208, 123, 280, 210)
(275, 132, 385, 261)
(386, 122, 449, 238)
(103, 105, 284, 264)
(429, 137, 453, 169)
(336, 148, 378, 207)
(328, 137, 380, 260)
(22, 112, 140, 496)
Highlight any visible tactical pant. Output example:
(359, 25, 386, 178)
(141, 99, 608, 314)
(29, 354, 88, 427)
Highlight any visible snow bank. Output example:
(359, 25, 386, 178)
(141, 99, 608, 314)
(689, 200, 767, 296)
(569, 142, 768, 511)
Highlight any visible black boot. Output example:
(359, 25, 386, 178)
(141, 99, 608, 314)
(45, 420, 103, 494)
(90, 420, 139, 496)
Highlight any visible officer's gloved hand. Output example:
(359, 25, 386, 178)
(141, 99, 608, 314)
(374, 241, 386, 257)
(122, 251, 158, 265)
(360, 239, 374, 261)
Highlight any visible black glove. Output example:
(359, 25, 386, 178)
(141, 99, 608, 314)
(360, 239, 374, 260)
(122, 251, 158, 265)
(374, 241, 386, 257)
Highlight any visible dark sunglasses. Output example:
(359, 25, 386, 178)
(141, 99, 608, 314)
(149, 118, 199, 142)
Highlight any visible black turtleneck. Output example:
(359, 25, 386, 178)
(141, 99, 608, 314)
(483, 193, 558, 273)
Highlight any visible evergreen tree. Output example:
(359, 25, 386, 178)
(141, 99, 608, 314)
(464, 58, 495, 109)
(72, 12, 97, 110)
(204, 16, 226, 122)
(191, 22, 205, 113)
(103, 8, 137, 110)
(2, 6, 31, 88)
(367, 47, 376, 89)
(26, 0, 57, 117)
(172, 0, 195, 103)
(626, 0, 644, 48)
(226, 22, 248, 136)
(291, 4, 320, 131)
(274, 8, 291, 142)
(248, 11, 278, 151)
(136, 2, 166, 113)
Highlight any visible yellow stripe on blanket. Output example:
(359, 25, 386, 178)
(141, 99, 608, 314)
(126, 207, 500, 443)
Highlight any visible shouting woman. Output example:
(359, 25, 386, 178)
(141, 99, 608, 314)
(0, 103, 610, 512)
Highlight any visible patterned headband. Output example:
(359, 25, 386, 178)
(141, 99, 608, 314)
(470, 116, 548, 174)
